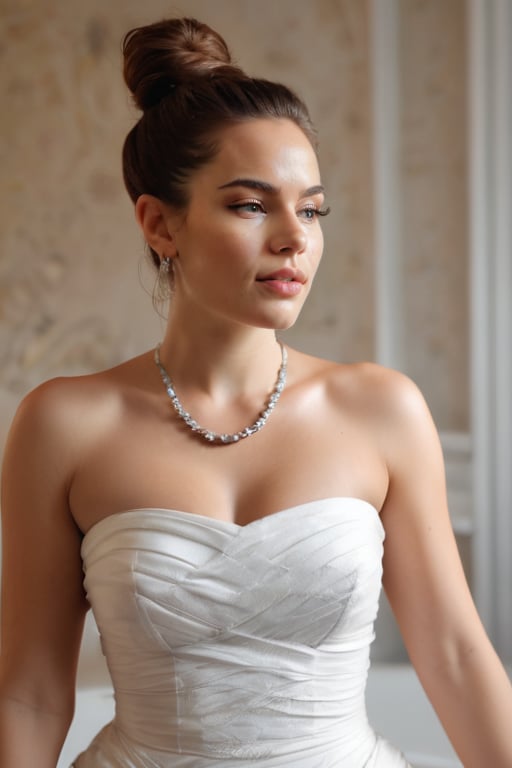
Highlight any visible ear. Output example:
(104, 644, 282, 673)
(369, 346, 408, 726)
(134, 194, 178, 259)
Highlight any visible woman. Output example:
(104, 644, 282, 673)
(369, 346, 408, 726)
(0, 16, 511, 768)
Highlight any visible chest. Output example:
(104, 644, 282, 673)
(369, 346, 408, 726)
(70, 390, 388, 533)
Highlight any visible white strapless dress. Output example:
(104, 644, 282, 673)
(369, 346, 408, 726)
(72, 498, 412, 766)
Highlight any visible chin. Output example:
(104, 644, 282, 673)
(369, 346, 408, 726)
(273, 317, 299, 331)
(255, 311, 301, 332)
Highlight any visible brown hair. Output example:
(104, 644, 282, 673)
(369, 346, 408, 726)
(121, 17, 318, 268)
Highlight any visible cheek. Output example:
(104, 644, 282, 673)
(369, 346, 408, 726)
(215, 230, 261, 267)
(309, 230, 324, 269)
(316, 226, 325, 252)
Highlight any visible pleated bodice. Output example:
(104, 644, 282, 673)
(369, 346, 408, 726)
(73, 498, 411, 767)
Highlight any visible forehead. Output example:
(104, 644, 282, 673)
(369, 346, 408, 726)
(197, 119, 321, 190)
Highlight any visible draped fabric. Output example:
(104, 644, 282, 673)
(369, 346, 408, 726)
(73, 498, 411, 767)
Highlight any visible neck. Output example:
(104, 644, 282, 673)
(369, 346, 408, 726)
(157, 320, 284, 400)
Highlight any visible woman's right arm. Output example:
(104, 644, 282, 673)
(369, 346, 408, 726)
(0, 381, 89, 768)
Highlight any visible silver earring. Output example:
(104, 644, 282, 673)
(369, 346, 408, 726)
(154, 256, 173, 307)
(160, 256, 171, 275)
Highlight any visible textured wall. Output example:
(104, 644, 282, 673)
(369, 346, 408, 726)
(0, 0, 469, 430)
(0, 0, 470, 665)
(399, 0, 469, 431)
(0, 0, 374, 440)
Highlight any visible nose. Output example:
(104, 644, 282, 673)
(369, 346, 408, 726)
(269, 214, 307, 256)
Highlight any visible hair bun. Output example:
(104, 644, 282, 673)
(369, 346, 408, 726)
(123, 17, 243, 111)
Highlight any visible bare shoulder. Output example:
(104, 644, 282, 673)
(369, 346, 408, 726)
(295, 350, 428, 419)
(3, 352, 151, 483)
(293, 350, 439, 462)
(327, 360, 432, 421)
(11, 370, 115, 446)
(324, 358, 442, 473)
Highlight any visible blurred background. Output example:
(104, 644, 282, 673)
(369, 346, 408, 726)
(0, 1, 510, 758)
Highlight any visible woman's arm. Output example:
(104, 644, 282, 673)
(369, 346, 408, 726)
(378, 370, 512, 767)
(0, 381, 89, 768)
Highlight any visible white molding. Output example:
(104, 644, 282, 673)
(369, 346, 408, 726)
(492, 0, 512, 661)
(370, 0, 511, 662)
(468, 0, 493, 633)
(371, 0, 404, 369)
(469, 0, 512, 662)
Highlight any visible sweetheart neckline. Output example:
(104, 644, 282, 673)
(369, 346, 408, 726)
(81, 496, 382, 543)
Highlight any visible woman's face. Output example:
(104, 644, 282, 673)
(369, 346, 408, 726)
(166, 118, 326, 331)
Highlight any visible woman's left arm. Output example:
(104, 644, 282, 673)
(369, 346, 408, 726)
(378, 370, 512, 768)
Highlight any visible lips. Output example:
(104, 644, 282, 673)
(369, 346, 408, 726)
(256, 268, 306, 298)
(256, 268, 307, 284)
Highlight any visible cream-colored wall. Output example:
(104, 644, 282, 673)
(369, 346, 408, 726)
(0, 0, 468, 427)
(400, 0, 469, 432)
(0, 0, 374, 418)
(0, 0, 470, 664)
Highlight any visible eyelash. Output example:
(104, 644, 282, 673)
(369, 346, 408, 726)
(302, 205, 331, 220)
(228, 201, 331, 220)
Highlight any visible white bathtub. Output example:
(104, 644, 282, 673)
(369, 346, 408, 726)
(57, 664, 462, 768)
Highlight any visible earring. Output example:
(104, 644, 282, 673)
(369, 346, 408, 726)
(154, 256, 173, 306)
(160, 256, 171, 275)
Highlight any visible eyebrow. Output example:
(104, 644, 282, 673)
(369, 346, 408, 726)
(217, 178, 325, 198)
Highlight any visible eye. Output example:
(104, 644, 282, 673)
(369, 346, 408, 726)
(228, 200, 266, 215)
(298, 205, 331, 222)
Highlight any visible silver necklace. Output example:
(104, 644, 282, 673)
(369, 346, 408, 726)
(154, 343, 288, 444)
